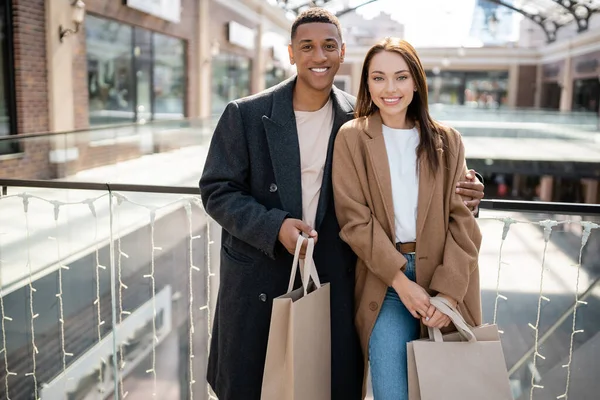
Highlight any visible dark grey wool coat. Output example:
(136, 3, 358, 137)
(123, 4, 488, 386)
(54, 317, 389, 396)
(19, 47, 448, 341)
(200, 76, 363, 400)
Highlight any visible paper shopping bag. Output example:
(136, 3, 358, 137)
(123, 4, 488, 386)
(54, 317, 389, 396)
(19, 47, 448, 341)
(261, 237, 331, 400)
(407, 296, 513, 400)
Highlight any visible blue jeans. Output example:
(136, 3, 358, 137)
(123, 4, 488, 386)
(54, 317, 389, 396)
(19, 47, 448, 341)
(369, 253, 421, 400)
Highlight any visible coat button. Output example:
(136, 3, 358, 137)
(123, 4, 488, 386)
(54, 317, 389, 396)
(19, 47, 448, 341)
(269, 183, 278, 193)
(259, 293, 268, 302)
(369, 302, 378, 311)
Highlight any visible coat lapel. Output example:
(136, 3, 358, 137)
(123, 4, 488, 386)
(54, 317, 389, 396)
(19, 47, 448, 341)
(416, 146, 443, 241)
(363, 112, 396, 239)
(314, 86, 355, 231)
(262, 77, 303, 219)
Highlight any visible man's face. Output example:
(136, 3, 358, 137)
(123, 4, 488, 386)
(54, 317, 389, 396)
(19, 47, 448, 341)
(288, 22, 345, 92)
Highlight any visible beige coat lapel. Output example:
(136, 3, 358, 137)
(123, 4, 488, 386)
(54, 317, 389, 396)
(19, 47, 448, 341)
(363, 112, 395, 239)
(416, 145, 443, 240)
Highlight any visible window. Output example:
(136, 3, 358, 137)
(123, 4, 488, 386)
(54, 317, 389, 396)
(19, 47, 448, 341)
(86, 16, 186, 126)
(86, 15, 134, 126)
(572, 78, 600, 113)
(0, 0, 16, 155)
(211, 52, 251, 116)
(153, 33, 185, 119)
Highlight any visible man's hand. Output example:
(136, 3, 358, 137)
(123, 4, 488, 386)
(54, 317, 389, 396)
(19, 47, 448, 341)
(278, 218, 318, 258)
(456, 169, 484, 215)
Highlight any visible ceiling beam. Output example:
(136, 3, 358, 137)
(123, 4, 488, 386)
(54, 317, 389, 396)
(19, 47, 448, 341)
(550, 0, 594, 32)
(276, 0, 600, 42)
(484, 0, 561, 42)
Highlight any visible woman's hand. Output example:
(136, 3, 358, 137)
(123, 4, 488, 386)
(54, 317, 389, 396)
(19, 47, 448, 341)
(392, 272, 431, 319)
(422, 294, 457, 329)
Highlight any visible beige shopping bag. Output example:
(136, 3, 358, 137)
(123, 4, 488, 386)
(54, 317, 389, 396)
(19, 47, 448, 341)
(407, 297, 513, 400)
(261, 236, 331, 400)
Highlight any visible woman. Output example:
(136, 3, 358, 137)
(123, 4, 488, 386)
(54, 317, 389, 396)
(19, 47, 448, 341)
(332, 38, 482, 399)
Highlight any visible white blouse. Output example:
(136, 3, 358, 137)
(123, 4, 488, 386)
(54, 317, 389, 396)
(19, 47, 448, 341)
(382, 124, 420, 243)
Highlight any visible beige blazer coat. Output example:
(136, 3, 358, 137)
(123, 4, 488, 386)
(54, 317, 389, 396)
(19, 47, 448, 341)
(332, 112, 482, 395)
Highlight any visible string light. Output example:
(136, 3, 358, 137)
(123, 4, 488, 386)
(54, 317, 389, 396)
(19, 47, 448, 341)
(185, 203, 199, 400)
(21, 194, 40, 400)
(204, 209, 218, 400)
(557, 221, 599, 400)
(115, 195, 130, 399)
(493, 217, 517, 328)
(527, 220, 558, 399)
(86, 199, 108, 393)
(144, 208, 160, 397)
(0, 253, 16, 400)
(51, 201, 74, 382)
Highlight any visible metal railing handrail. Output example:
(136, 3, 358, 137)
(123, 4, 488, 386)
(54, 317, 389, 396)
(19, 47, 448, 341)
(478, 198, 600, 215)
(0, 179, 200, 195)
(0, 116, 210, 142)
(1, 179, 600, 215)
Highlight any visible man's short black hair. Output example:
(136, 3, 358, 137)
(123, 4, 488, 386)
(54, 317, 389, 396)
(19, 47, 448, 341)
(290, 7, 343, 42)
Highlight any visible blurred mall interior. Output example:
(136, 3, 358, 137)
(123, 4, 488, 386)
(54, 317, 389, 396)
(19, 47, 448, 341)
(0, 1, 599, 399)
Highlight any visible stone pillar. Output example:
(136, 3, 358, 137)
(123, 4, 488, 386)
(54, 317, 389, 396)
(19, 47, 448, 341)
(197, 0, 212, 118)
(534, 63, 543, 108)
(251, 19, 265, 94)
(46, 0, 75, 132)
(46, 0, 79, 177)
(582, 179, 599, 204)
(559, 55, 573, 112)
(507, 64, 519, 108)
(539, 176, 554, 202)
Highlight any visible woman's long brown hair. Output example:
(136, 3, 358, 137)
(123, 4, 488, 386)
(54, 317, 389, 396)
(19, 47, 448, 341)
(355, 38, 444, 173)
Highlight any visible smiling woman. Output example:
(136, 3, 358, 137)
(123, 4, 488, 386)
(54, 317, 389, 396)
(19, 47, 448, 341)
(333, 37, 483, 400)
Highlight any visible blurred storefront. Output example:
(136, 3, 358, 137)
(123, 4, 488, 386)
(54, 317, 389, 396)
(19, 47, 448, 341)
(572, 52, 600, 113)
(209, 3, 256, 116)
(540, 61, 563, 110)
(426, 70, 509, 107)
(83, 1, 192, 127)
(208, 0, 291, 116)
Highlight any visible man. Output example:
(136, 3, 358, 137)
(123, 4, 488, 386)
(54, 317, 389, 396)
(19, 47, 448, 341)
(200, 8, 484, 400)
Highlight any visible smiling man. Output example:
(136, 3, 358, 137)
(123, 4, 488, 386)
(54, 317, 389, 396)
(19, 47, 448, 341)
(200, 8, 483, 400)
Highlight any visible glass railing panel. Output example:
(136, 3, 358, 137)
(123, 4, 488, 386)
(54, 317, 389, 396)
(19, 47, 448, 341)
(430, 104, 599, 128)
(106, 190, 210, 400)
(0, 185, 114, 399)
(0, 133, 71, 179)
(1, 176, 599, 400)
(0, 117, 216, 186)
(0, 183, 213, 400)
(478, 208, 600, 400)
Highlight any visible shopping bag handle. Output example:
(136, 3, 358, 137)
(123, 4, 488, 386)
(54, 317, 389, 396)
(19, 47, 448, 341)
(427, 296, 477, 343)
(287, 236, 322, 295)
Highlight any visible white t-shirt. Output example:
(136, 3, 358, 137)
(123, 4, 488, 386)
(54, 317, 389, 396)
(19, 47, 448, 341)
(294, 98, 334, 229)
(382, 124, 420, 243)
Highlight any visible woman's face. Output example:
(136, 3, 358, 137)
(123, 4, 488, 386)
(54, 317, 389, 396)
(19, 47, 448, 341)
(367, 50, 416, 124)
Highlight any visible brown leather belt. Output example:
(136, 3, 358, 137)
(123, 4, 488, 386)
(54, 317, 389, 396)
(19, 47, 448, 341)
(396, 241, 416, 254)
